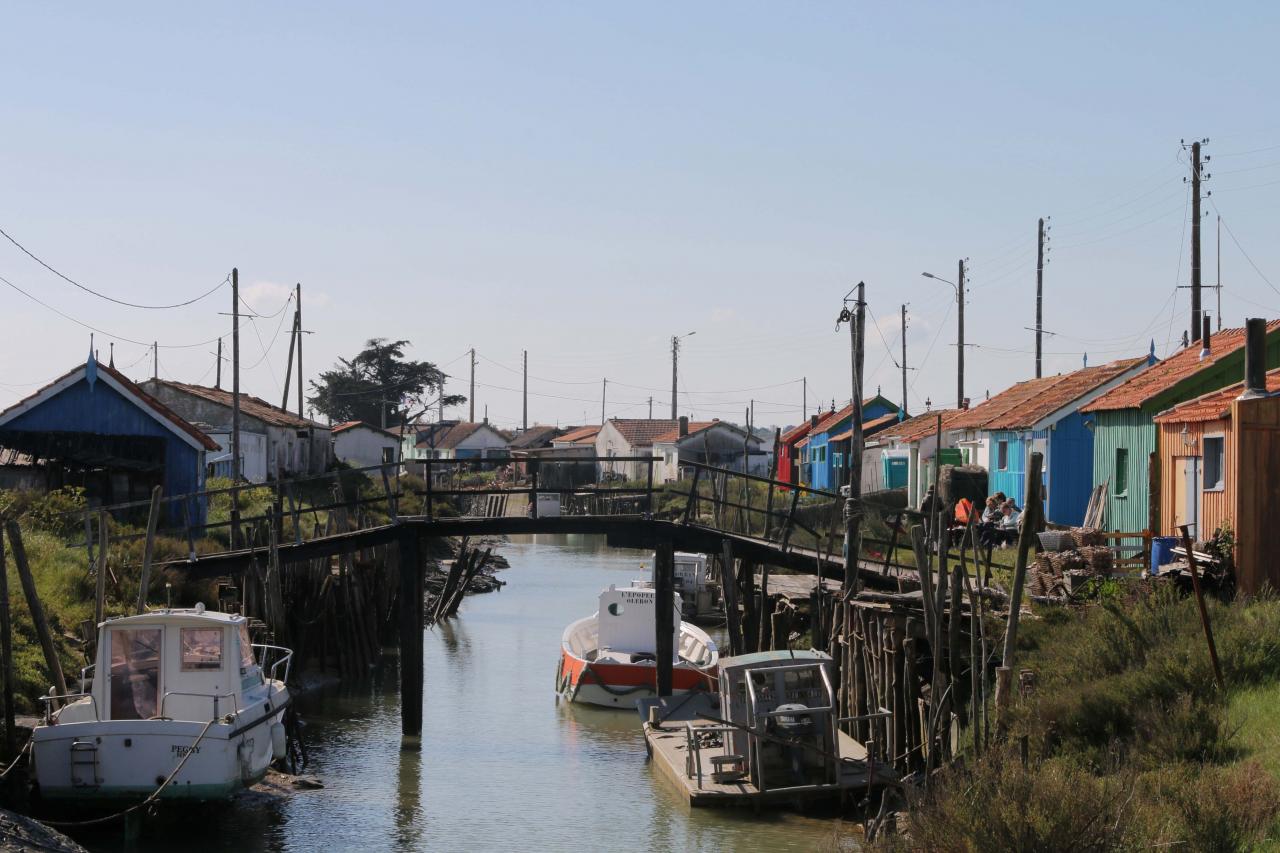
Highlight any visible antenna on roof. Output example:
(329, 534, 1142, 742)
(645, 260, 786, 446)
(1083, 352, 1088, 368)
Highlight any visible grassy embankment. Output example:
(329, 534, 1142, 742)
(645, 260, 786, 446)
(880, 584, 1280, 852)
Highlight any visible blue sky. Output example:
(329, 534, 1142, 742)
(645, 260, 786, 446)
(3, 3, 1280, 429)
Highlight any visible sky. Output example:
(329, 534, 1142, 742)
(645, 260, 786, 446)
(3, 3, 1280, 432)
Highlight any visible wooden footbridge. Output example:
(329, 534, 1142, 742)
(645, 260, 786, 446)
(60, 456, 919, 740)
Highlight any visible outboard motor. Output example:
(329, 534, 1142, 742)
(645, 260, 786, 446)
(769, 702, 814, 783)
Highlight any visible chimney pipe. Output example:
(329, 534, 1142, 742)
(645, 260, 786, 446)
(1199, 315, 1212, 360)
(810, 415, 818, 428)
(678, 415, 689, 437)
(961, 397, 970, 410)
(1242, 317, 1267, 399)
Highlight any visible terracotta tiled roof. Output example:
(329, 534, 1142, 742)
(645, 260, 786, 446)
(553, 425, 600, 445)
(606, 419, 686, 448)
(651, 421, 719, 444)
(147, 380, 324, 430)
(413, 421, 501, 450)
(0, 362, 219, 451)
(1083, 323, 1280, 413)
(949, 357, 1149, 431)
(781, 420, 816, 444)
(1153, 369, 1280, 423)
(871, 409, 965, 444)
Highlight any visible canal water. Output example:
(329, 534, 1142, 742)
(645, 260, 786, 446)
(78, 535, 858, 852)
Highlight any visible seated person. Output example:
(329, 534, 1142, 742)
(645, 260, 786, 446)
(977, 496, 1001, 546)
(992, 500, 1021, 547)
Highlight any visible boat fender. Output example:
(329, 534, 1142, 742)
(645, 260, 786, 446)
(271, 723, 287, 760)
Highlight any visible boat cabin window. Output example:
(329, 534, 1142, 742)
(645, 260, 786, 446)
(181, 627, 224, 671)
(239, 623, 255, 671)
(607, 602, 624, 616)
(110, 628, 161, 720)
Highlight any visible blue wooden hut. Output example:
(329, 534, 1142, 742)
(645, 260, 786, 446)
(0, 355, 217, 522)
(802, 395, 901, 491)
(946, 356, 1151, 525)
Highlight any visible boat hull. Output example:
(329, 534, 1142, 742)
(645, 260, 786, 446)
(32, 701, 285, 802)
(557, 649, 714, 709)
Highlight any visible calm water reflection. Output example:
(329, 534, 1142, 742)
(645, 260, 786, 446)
(75, 534, 857, 852)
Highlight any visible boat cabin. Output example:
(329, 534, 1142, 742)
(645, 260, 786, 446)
(67, 606, 284, 726)
(717, 650, 839, 791)
(596, 585, 682, 661)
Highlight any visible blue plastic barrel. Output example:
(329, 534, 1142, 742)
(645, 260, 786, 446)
(1151, 536, 1176, 568)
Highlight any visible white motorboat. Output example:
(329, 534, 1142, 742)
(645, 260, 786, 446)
(31, 604, 291, 803)
(557, 583, 718, 709)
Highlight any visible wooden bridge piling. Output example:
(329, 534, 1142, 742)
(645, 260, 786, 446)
(654, 536, 674, 697)
(398, 529, 425, 743)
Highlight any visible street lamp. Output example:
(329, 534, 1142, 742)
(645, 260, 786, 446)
(922, 262, 967, 409)
(671, 331, 696, 420)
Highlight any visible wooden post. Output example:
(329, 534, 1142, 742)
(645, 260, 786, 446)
(136, 485, 163, 614)
(779, 487, 801, 552)
(758, 561, 771, 653)
(682, 464, 702, 524)
(720, 540, 741, 656)
(1147, 451, 1160, 570)
(1001, 451, 1043, 670)
(654, 538, 675, 696)
(0, 528, 15, 758)
(399, 530, 424, 743)
(95, 510, 108, 629)
(645, 455, 655, 517)
(530, 466, 539, 520)
(425, 459, 434, 521)
(1179, 524, 1225, 690)
(6, 522, 68, 700)
(763, 428, 780, 538)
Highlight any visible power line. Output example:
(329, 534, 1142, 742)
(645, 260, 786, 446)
(0, 224, 229, 309)
(0, 271, 224, 349)
(1213, 204, 1280, 298)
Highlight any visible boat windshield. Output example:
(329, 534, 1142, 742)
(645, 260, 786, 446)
(110, 628, 161, 720)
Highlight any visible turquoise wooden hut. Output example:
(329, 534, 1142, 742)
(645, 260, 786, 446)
(1081, 321, 1280, 533)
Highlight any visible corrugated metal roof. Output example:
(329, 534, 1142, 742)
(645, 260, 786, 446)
(1083, 322, 1280, 413)
(507, 425, 564, 449)
(948, 357, 1149, 431)
(1153, 368, 1280, 423)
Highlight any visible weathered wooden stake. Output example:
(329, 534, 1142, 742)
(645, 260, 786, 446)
(1179, 524, 1225, 690)
(6, 522, 68, 700)
(0, 528, 15, 758)
(654, 537, 675, 696)
(95, 510, 108, 628)
(136, 485, 163, 613)
(1001, 451, 1043, 670)
(720, 540, 741, 656)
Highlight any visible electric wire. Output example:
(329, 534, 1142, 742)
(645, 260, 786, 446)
(0, 271, 225, 349)
(0, 224, 228, 309)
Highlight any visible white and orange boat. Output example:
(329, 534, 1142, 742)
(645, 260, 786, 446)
(557, 584, 718, 709)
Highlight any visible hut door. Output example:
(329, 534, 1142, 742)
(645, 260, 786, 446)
(1174, 459, 1200, 536)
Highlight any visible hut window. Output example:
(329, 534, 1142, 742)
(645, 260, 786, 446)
(1203, 436, 1225, 491)
(997, 441, 1009, 471)
(1115, 448, 1129, 496)
(181, 628, 223, 671)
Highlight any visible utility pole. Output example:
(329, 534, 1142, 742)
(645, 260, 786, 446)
(152, 341, 158, 380)
(671, 337, 679, 420)
(1035, 217, 1046, 378)
(839, 282, 866, 592)
(601, 378, 607, 426)
(900, 304, 909, 416)
(216, 338, 222, 389)
(1189, 139, 1206, 344)
(522, 349, 528, 431)
(281, 306, 298, 411)
(231, 268, 242, 546)
(295, 283, 303, 417)
(957, 259, 966, 408)
(469, 348, 476, 422)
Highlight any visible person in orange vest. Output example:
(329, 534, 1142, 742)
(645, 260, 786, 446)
(954, 497, 974, 527)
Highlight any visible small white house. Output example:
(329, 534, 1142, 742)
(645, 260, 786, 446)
(332, 421, 401, 469)
(402, 420, 511, 463)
